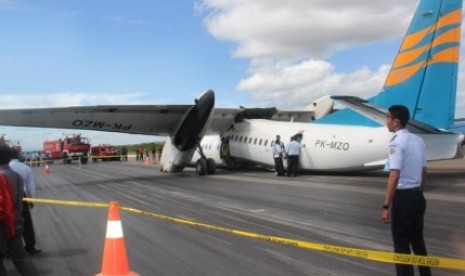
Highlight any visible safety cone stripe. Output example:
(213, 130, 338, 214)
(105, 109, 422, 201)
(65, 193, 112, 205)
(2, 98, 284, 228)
(96, 201, 140, 276)
(105, 221, 124, 239)
(44, 165, 51, 175)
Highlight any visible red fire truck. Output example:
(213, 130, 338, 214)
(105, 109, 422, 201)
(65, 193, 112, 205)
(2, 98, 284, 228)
(90, 144, 121, 162)
(43, 134, 90, 164)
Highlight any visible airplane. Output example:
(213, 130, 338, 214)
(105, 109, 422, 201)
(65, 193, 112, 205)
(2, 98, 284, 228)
(0, 0, 464, 176)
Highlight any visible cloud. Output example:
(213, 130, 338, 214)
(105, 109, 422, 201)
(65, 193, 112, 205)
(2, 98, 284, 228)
(237, 59, 389, 107)
(198, 0, 465, 117)
(0, 92, 153, 109)
(199, 0, 415, 59)
(103, 15, 152, 26)
(196, 0, 416, 107)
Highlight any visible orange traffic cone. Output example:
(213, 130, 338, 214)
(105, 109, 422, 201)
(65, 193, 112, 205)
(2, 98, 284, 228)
(44, 164, 51, 175)
(144, 157, 150, 166)
(96, 201, 140, 276)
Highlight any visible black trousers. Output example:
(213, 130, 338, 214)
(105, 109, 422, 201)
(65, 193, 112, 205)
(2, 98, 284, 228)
(0, 228, 40, 276)
(273, 157, 284, 176)
(22, 202, 37, 252)
(391, 189, 431, 276)
(287, 155, 299, 177)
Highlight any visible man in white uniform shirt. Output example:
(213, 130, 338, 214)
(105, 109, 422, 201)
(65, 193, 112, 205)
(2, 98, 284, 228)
(9, 149, 41, 255)
(381, 105, 430, 276)
(272, 135, 285, 176)
(286, 136, 300, 177)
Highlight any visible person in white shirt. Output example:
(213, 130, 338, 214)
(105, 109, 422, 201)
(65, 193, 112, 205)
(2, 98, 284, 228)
(9, 149, 42, 255)
(272, 135, 285, 176)
(0, 145, 40, 275)
(381, 105, 430, 276)
(286, 136, 300, 177)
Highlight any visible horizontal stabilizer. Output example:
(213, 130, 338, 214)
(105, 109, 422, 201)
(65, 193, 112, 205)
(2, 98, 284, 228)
(448, 119, 465, 133)
(331, 96, 452, 134)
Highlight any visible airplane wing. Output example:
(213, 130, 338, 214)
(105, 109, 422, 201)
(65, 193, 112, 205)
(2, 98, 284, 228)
(210, 94, 334, 133)
(330, 96, 450, 134)
(0, 105, 194, 136)
(0, 91, 333, 137)
(211, 107, 324, 133)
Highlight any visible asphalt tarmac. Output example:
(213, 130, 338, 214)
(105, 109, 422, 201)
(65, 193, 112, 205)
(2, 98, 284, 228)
(4, 158, 465, 275)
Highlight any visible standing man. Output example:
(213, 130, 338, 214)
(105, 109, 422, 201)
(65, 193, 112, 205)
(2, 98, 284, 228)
(272, 135, 285, 176)
(381, 105, 431, 276)
(9, 149, 41, 255)
(121, 146, 128, 162)
(0, 145, 39, 276)
(286, 136, 300, 177)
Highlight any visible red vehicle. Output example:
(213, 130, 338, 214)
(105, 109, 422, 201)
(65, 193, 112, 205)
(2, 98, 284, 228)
(91, 144, 120, 162)
(43, 134, 90, 164)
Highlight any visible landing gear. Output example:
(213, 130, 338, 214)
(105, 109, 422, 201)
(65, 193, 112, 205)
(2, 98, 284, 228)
(195, 143, 216, 176)
(195, 157, 216, 176)
(196, 159, 207, 176)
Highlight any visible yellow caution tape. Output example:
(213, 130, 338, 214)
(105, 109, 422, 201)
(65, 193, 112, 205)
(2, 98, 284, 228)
(24, 197, 465, 270)
(23, 197, 108, 208)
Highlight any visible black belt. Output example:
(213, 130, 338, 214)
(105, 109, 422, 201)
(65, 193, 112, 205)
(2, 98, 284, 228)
(396, 187, 421, 194)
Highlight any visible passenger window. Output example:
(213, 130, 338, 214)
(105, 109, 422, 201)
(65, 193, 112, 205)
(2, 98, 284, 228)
(259, 138, 262, 145)
(264, 140, 268, 146)
(254, 138, 257, 145)
(249, 137, 252, 144)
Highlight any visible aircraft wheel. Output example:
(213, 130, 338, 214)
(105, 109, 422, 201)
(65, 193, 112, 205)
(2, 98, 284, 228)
(206, 158, 216, 175)
(196, 158, 207, 176)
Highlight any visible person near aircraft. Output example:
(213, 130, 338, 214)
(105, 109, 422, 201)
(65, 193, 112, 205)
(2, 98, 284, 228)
(286, 136, 300, 177)
(272, 135, 285, 176)
(381, 105, 431, 276)
(9, 149, 42, 255)
(0, 0, 463, 177)
(0, 145, 40, 276)
(121, 146, 128, 162)
(138, 146, 144, 162)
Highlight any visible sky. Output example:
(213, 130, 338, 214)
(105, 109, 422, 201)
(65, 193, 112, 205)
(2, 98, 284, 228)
(0, 0, 464, 150)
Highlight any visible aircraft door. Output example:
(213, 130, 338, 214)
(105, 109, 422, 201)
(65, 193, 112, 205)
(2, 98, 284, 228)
(220, 136, 231, 161)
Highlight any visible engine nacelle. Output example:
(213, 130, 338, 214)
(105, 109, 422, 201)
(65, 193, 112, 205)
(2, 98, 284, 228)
(172, 90, 215, 151)
(160, 90, 215, 172)
(159, 137, 196, 172)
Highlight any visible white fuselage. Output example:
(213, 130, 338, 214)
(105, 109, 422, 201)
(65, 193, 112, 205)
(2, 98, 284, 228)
(191, 119, 464, 172)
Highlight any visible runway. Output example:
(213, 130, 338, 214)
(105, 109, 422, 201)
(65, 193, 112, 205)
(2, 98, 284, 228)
(4, 158, 465, 276)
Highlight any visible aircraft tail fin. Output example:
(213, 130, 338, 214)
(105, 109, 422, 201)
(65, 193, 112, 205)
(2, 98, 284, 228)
(375, 0, 462, 129)
(317, 0, 463, 128)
